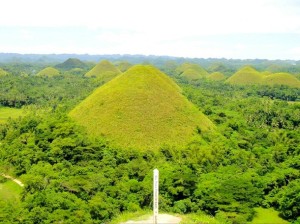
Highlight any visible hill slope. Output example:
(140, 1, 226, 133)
(36, 67, 60, 77)
(226, 66, 263, 85)
(208, 72, 226, 81)
(70, 65, 214, 150)
(263, 72, 300, 88)
(85, 60, 121, 83)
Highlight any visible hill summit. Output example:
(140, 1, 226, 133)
(85, 60, 121, 83)
(70, 65, 214, 150)
(176, 63, 209, 81)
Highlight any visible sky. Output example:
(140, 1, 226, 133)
(0, 0, 300, 60)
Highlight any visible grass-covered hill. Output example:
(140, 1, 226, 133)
(226, 66, 300, 88)
(226, 65, 263, 85)
(115, 61, 133, 72)
(208, 72, 226, 81)
(55, 58, 87, 70)
(36, 67, 60, 77)
(84, 60, 121, 83)
(263, 72, 300, 88)
(176, 63, 209, 81)
(0, 68, 8, 77)
(70, 65, 214, 150)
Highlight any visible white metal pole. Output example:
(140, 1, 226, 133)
(153, 169, 159, 224)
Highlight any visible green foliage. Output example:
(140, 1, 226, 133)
(70, 65, 214, 150)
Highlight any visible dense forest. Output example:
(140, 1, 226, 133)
(0, 55, 299, 224)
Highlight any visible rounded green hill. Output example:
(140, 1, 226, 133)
(85, 60, 121, 83)
(70, 65, 214, 150)
(0, 68, 8, 77)
(263, 73, 300, 88)
(226, 66, 263, 85)
(208, 72, 226, 81)
(176, 63, 209, 81)
(36, 67, 60, 77)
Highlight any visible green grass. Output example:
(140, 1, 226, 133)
(226, 66, 263, 85)
(85, 60, 121, 83)
(208, 72, 226, 81)
(70, 65, 214, 150)
(110, 210, 151, 224)
(251, 207, 289, 224)
(0, 107, 24, 124)
(0, 177, 22, 203)
(36, 67, 60, 77)
(176, 63, 209, 81)
(180, 213, 223, 224)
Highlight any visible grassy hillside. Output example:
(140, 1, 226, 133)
(36, 67, 60, 77)
(0, 68, 8, 77)
(85, 60, 121, 83)
(176, 63, 209, 81)
(0, 107, 24, 124)
(208, 72, 226, 81)
(226, 65, 263, 85)
(263, 72, 300, 88)
(70, 65, 214, 150)
(0, 177, 22, 203)
(251, 207, 289, 224)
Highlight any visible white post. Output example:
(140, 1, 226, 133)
(153, 169, 159, 224)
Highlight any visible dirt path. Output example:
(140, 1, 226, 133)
(122, 214, 182, 224)
(1, 174, 24, 187)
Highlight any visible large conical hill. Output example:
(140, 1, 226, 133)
(263, 73, 300, 88)
(85, 60, 121, 83)
(226, 66, 263, 85)
(70, 65, 214, 150)
(36, 67, 60, 77)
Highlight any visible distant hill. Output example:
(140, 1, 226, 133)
(176, 63, 209, 81)
(208, 72, 226, 81)
(115, 61, 133, 72)
(226, 66, 300, 88)
(0, 68, 8, 77)
(55, 58, 87, 70)
(70, 65, 214, 150)
(36, 67, 60, 77)
(85, 60, 121, 83)
(226, 66, 263, 85)
(263, 73, 300, 88)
